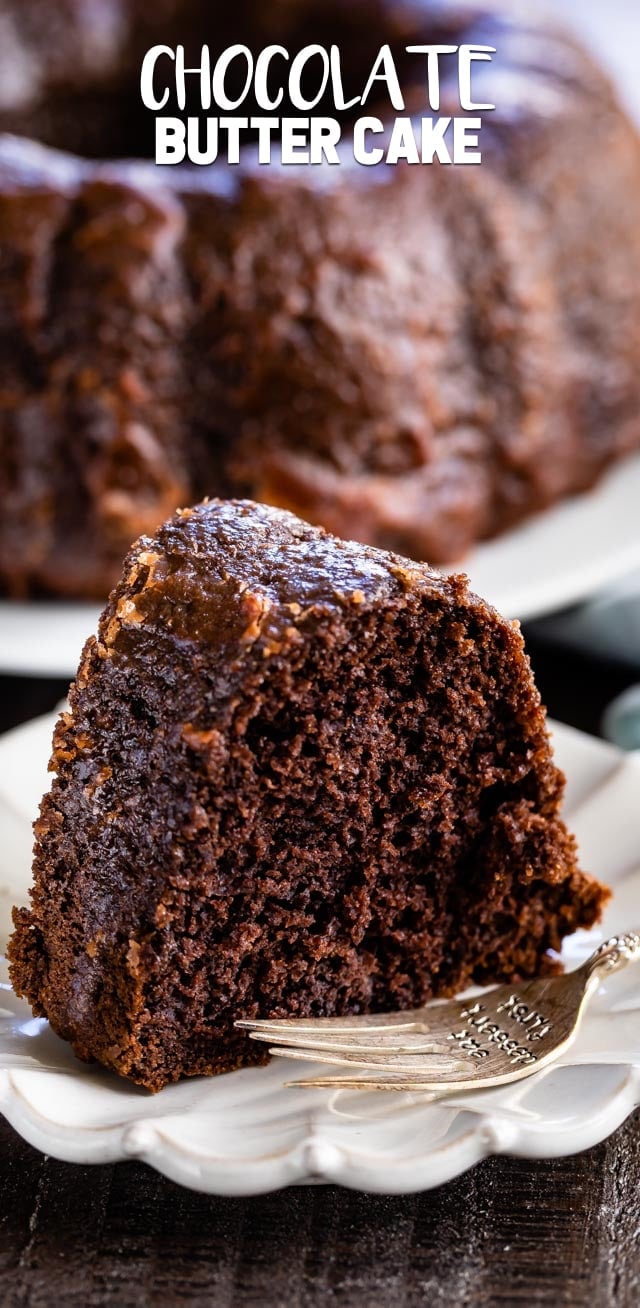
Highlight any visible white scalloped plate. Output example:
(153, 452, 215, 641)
(3, 455, 640, 677)
(0, 711, 638, 1194)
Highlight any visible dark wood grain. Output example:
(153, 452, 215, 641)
(0, 643, 638, 1308)
(0, 1114, 638, 1307)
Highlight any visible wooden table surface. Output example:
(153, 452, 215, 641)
(0, 635, 638, 1308)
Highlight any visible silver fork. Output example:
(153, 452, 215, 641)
(235, 931, 640, 1093)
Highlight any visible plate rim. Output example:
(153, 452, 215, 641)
(0, 1063, 639, 1195)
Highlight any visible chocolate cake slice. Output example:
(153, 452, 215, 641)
(9, 500, 608, 1091)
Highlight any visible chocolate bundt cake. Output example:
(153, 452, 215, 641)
(2, 1, 640, 597)
(9, 500, 608, 1091)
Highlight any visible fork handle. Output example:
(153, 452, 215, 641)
(582, 929, 640, 980)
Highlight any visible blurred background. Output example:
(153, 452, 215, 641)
(0, 0, 639, 746)
(528, 0, 640, 745)
(559, 0, 640, 119)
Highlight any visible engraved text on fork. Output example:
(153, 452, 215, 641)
(446, 994, 553, 1067)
